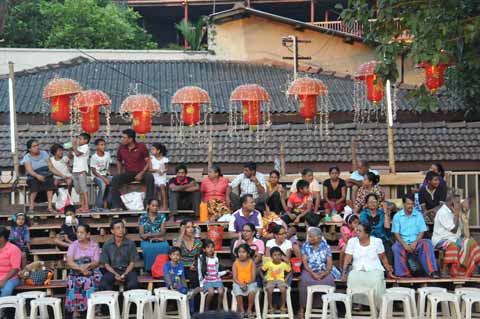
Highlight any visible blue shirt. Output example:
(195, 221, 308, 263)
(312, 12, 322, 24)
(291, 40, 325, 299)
(163, 261, 188, 293)
(301, 239, 331, 273)
(392, 208, 427, 245)
(350, 169, 379, 182)
(360, 208, 391, 241)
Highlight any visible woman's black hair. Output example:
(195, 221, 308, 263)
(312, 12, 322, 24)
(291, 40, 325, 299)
(269, 246, 285, 256)
(12, 212, 29, 228)
(358, 222, 372, 235)
(346, 214, 359, 225)
(26, 139, 38, 152)
(199, 239, 215, 278)
(147, 198, 159, 206)
(243, 223, 257, 237)
(78, 223, 91, 233)
(328, 166, 340, 174)
(0, 226, 10, 240)
(152, 143, 168, 156)
(50, 143, 64, 156)
(433, 163, 445, 177)
(180, 218, 193, 227)
(269, 170, 280, 178)
(301, 168, 313, 176)
(210, 165, 222, 177)
(365, 192, 379, 205)
(235, 243, 254, 258)
(365, 172, 380, 185)
(272, 224, 286, 235)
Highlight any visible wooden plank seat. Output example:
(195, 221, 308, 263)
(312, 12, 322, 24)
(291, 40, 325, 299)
(15, 280, 68, 296)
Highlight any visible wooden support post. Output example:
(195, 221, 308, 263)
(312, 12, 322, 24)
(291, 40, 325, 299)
(280, 143, 286, 176)
(207, 138, 213, 169)
(387, 125, 396, 174)
(310, 0, 315, 23)
(351, 137, 357, 172)
(8, 62, 19, 181)
(184, 0, 189, 49)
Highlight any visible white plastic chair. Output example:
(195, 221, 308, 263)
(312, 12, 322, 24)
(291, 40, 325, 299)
(230, 289, 261, 319)
(386, 287, 417, 319)
(30, 297, 62, 319)
(426, 292, 461, 319)
(199, 287, 229, 312)
(154, 288, 190, 319)
(380, 292, 413, 319)
(321, 293, 352, 319)
(262, 287, 294, 319)
(86, 291, 121, 319)
(16, 291, 47, 319)
(123, 289, 157, 319)
(417, 287, 448, 319)
(347, 287, 377, 319)
(0, 296, 27, 319)
(460, 292, 480, 319)
(305, 285, 335, 319)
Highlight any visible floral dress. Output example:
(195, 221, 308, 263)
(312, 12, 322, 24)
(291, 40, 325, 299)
(139, 212, 169, 272)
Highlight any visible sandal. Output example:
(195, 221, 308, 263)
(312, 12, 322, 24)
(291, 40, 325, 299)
(280, 307, 287, 314)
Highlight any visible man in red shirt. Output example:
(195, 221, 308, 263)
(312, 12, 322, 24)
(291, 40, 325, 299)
(110, 129, 155, 210)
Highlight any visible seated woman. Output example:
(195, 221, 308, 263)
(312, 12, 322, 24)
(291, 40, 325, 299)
(265, 225, 298, 261)
(139, 199, 169, 274)
(266, 170, 287, 214)
(200, 165, 231, 221)
(174, 218, 203, 289)
(432, 194, 480, 277)
(233, 223, 265, 265)
(359, 193, 393, 265)
(65, 224, 102, 318)
(342, 223, 395, 308)
(0, 226, 22, 297)
(354, 172, 385, 214)
(323, 166, 347, 214)
(298, 227, 340, 318)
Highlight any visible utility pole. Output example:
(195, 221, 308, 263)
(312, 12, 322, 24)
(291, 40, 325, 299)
(8, 62, 19, 180)
(282, 36, 311, 79)
(386, 80, 396, 174)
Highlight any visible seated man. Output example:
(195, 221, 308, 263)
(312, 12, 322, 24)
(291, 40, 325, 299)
(419, 171, 447, 224)
(100, 219, 139, 290)
(432, 193, 480, 277)
(228, 194, 263, 233)
(347, 160, 379, 204)
(282, 179, 313, 225)
(229, 162, 267, 212)
(392, 193, 439, 278)
(110, 129, 154, 210)
(290, 168, 321, 213)
(168, 164, 201, 220)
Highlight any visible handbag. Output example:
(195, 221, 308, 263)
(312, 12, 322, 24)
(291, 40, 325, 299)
(34, 166, 53, 178)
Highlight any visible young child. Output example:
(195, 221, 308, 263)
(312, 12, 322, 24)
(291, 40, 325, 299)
(9, 212, 30, 267)
(149, 143, 169, 211)
(54, 205, 79, 249)
(197, 239, 228, 311)
(261, 247, 291, 314)
(90, 138, 112, 211)
(72, 133, 90, 213)
(282, 179, 313, 225)
(232, 244, 257, 318)
(339, 213, 359, 268)
(50, 143, 72, 193)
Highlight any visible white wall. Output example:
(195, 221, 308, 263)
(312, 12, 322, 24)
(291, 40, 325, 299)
(0, 48, 212, 75)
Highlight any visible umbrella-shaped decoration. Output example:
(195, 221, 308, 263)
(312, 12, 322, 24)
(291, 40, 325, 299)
(42, 78, 82, 126)
(355, 61, 384, 103)
(417, 58, 453, 93)
(72, 90, 111, 134)
(171, 86, 210, 127)
(229, 84, 270, 131)
(120, 94, 160, 136)
(287, 77, 329, 124)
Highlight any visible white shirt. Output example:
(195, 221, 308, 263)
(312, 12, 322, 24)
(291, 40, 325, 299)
(266, 239, 292, 256)
(151, 155, 169, 185)
(73, 144, 90, 173)
(50, 156, 71, 179)
(345, 236, 385, 272)
(229, 172, 266, 199)
(90, 151, 111, 177)
(432, 204, 461, 247)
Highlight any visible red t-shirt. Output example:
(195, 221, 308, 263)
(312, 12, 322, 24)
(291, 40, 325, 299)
(287, 192, 312, 212)
(0, 242, 21, 280)
(200, 177, 229, 202)
(116, 142, 149, 174)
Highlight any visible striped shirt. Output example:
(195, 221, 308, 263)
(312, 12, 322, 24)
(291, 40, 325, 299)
(229, 172, 266, 199)
(197, 256, 227, 287)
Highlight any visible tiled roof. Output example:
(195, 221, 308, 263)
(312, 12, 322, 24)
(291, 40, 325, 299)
(2, 121, 479, 168)
(0, 57, 461, 114)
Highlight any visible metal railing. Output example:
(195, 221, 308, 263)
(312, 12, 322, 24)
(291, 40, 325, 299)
(311, 21, 364, 38)
(449, 172, 480, 226)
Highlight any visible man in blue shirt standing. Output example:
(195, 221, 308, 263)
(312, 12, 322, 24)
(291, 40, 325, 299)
(392, 193, 440, 278)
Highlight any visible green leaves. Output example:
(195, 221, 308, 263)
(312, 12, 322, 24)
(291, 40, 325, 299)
(1, 0, 157, 49)
(174, 16, 208, 51)
(340, 0, 480, 116)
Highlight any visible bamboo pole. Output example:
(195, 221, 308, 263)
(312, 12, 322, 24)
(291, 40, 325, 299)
(8, 62, 19, 179)
(386, 80, 396, 174)
(280, 143, 286, 176)
(351, 137, 357, 172)
(207, 138, 213, 169)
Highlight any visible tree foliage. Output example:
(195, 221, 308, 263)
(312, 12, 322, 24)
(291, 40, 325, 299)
(1, 0, 157, 49)
(175, 16, 208, 51)
(338, 0, 480, 116)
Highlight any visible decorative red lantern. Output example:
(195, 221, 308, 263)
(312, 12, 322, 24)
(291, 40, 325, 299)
(287, 78, 328, 123)
(417, 61, 451, 93)
(72, 90, 111, 134)
(230, 84, 270, 130)
(120, 95, 160, 136)
(355, 61, 384, 103)
(42, 78, 82, 126)
(172, 86, 210, 127)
